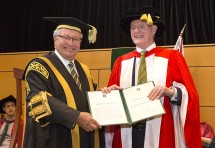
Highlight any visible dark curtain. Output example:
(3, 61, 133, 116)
(0, 0, 214, 52)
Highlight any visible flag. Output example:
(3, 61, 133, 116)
(174, 24, 186, 56)
(174, 35, 184, 55)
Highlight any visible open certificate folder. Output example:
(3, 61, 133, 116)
(87, 81, 166, 126)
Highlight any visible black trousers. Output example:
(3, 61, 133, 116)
(132, 123, 146, 148)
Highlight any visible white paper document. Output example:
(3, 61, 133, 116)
(87, 81, 165, 126)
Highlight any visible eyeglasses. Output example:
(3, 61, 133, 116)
(130, 25, 146, 31)
(57, 35, 82, 44)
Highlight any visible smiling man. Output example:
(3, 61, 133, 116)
(23, 17, 104, 148)
(104, 6, 201, 148)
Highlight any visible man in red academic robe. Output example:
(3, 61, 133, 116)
(102, 6, 202, 148)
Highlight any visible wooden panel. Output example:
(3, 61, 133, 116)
(90, 70, 99, 88)
(0, 72, 16, 98)
(0, 53, 37, 71)
(80, 69, 110, 90)
(189, 67, 215, 106)
(0, 72, 25, 99)
(98, 69, 111, 89)
(200, 107, 215, 130)
(185, 46, 215, 66)
(76, 50, 111, 69)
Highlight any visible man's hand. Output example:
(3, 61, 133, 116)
(148, 85, 175, 100)
(76, 112, 101, 132)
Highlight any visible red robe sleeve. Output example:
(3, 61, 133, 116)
(165, 50, 202, 147)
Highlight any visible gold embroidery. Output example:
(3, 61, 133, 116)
(26, 61, 49, 79)
(29, 104, 46, 117)
(29, 91, 52, 122)
(25, 81, 30, 95)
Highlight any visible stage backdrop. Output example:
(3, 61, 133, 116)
(0, 0, 214, 53)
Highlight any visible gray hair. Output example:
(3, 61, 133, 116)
(53, 29, 83, 39)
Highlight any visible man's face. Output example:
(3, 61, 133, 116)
(3, 101, 16, 116)
(130, 20, 157, 49)
(54, 28, 82, 61)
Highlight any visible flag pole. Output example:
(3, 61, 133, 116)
(179, 24, 186, 36)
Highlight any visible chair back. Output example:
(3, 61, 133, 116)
(10, 68, 24, 148)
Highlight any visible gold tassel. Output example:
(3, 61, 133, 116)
(140, 13, 153, 26)
(147, 14, 153, 25)
(140, 14, 148, 22)
(88, 25, 97, 44)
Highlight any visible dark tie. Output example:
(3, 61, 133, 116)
(0, 120, 14, 146)
(137, 51, 147, 84)
(68, 62, 82, 90)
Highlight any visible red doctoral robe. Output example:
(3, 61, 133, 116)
(0, 119, 23, 148)
(105, 47, 201, 148)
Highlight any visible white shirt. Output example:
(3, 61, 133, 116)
(54, 50, 79, 75)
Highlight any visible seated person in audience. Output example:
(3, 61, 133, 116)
(200, 121, 215, 148)
(0, 95, 23, 148)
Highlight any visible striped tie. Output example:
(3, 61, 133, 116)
(137, 51, 147, 84)
(0, 120, 14, 146)
(69, 62, 82, 90)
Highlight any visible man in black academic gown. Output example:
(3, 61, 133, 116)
(23, 17, 104, 148)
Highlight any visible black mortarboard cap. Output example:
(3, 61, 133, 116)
(0, 95, 16, 113)
(44, 17, 97, 44)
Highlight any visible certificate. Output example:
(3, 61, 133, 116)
(87, 81, 165, 126)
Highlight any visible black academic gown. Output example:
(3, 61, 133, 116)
(23, 52, 104, 148)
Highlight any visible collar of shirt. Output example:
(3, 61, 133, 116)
(54, 50, 75, 73)
(5, 119, 15, 123)
(136, 42, 156, 53)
